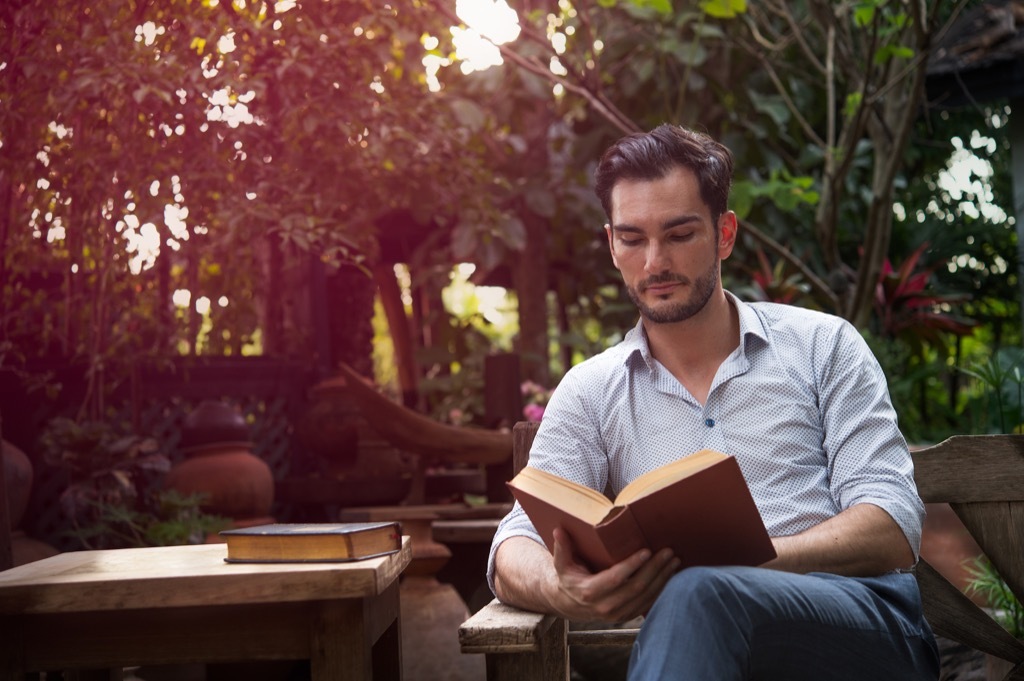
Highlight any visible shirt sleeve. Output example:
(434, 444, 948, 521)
(485, 368, 610, 595)
(817, 321, 926, 558)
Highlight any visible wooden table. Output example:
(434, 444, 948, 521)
(0, 537, 411, 680)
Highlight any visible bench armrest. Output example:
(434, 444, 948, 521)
(459, 599, 570, 681)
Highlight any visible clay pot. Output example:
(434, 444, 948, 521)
(179, 400, 252, 451)
(2, 438, 32, 528)
(165, 401, 274, 525)
(165, 443, 274, 520)
(3, 439, 60, 566)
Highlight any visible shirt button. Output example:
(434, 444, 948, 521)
(705, 418, 715, 427)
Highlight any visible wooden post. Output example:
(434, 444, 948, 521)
(484, 354, 522, 502)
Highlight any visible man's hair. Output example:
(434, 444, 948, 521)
(594, 124, 734, 223)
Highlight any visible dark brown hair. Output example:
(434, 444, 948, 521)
(594, 124, 734, 223)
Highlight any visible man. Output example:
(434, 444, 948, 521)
(487, 124, 940, 679)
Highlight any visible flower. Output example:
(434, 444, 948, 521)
(523, 403, 546, 422)
(521, 381, 552, 422)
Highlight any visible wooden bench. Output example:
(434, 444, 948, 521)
(459, 422, 1024, 681)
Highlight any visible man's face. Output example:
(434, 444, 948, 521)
(605, 166, 736, 325)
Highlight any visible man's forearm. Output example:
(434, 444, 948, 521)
(765, 503, 915, 576)
(492, 536, 561, 613)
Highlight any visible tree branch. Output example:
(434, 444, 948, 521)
(740, 218, 840, 311)
(429, 0, 640, 135)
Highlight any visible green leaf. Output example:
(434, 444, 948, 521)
(750, 92, 790, 127)
(629, 0, 673, 15)
(854, 5, 875, 27)
(873, 45, 914, 65)
(525, 189, 556, 219)
(674, 42, 708, 67)
(843, 92, 863, 118)
(449, 99, 486, 132)
(451, 223, 478, 260)
(731, 180, 754, 220)
(700, 0, 747, 19)
(499, 216, 527, 250)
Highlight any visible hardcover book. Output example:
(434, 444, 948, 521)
(220, 522, 402, 563)
(507, 450, 776, 571)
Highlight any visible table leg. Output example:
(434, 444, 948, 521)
(310, 581, 403, 681)
(311, 599, 369, 681)
(371, 615, 402, 681)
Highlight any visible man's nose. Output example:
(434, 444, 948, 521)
(645, 241, 669, 272)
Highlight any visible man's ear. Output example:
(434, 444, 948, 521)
(718, 211, 738, 259)
(605, 224, 620, 269)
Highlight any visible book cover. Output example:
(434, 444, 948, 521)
(220, 522, 402, 563)
(507, 451, 776, 571)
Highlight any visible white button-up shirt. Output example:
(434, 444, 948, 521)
(487, 292, 924, 592)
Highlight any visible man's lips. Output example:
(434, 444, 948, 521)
(641, 279, 685, 295)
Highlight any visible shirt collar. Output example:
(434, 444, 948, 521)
(620, 290, 769, 370)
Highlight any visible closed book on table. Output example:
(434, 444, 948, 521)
(220, 522, 402, 563)
(507, 450, 776, 571)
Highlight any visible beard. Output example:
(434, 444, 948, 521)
(626, 259, 719, 325)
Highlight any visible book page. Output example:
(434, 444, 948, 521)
(614, 449, 728, 506)
(512, 466, 612, 525)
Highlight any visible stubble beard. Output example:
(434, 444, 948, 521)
(626, 259, 720, 325)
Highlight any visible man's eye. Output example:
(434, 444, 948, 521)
(669, 233, 694, 242)
(619, 238, 642, 246)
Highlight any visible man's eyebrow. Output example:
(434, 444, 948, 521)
(610, 214, 701, 233)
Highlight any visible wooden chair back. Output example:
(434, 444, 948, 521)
(463, 424, 1024, 680)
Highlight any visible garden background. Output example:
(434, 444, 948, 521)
(2, 0, 1023, 566)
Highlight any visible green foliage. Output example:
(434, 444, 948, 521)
(960, 348, 1024, 435)
(1, 0, 518, 408)
(39, 415, 227, 549)
(965, 556, 1024, 639)
(64, 489, 229, 550)
(731, 174, 819, 221)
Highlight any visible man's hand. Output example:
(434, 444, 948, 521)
(493, 529, 680, 623)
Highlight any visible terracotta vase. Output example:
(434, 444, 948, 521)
(165, 401, 275, 528)
(2, 438, 32, 528)
(3, 438, 60, 566)
(165, 444, 275, 522)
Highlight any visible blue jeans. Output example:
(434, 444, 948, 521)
(628, 566, 939, 680)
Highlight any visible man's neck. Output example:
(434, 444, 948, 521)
(642, 290, 740, 403)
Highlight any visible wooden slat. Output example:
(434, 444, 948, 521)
(512, 422, 539, 475)
(912, 436, 1024, 502)
(567, 629, 639, 647)
(953, 501, 1024, 606)
(433, 519, 501, 544)
(916, 559, 1024, 665)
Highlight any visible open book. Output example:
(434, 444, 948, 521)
(507, 450, 776, 571)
